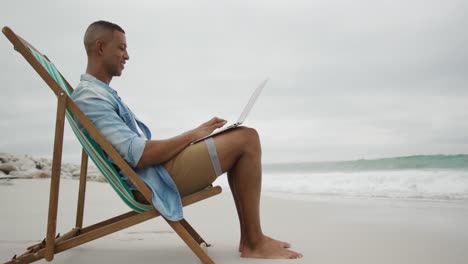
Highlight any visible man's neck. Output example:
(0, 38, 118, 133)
(86, 64, 112, 85)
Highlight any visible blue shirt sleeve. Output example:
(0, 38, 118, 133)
(72, 89, 146, 167)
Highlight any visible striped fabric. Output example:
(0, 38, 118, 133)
(28, 46, 153, 213)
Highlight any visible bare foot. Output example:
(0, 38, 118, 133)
(266, 235, 291, 249)
(240, 236, 303, 259)
(239, 235, 291, 252)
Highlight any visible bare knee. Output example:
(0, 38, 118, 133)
(215, 126, 262, 173)
(237, 127, 261, 150)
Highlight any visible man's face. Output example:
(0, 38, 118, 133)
(102, 30, 129, 77)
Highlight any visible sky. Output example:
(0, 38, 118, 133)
(0, 0, 467, 164)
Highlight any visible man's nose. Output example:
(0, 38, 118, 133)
(124, 51, 130, 60)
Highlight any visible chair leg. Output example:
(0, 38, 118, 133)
(45, 94, 67, 261)
(180, 219, 211, 246)
(76, 149, 88, 228)
(165, 219, 215, 264)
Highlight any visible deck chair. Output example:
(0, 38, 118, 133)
(2, 26, 222, 264)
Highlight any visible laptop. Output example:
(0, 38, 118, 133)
(192, 79, 268, 144)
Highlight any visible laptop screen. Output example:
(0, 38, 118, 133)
(237, 79, 268, 124)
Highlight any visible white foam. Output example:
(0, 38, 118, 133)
(216, 170, 468, 200)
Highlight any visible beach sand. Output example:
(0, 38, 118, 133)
(1, 179, 467, 264)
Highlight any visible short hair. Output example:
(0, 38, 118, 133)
(84, 20, 125, 55)
(87, 20, 125, 34)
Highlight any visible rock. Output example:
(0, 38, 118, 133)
(31, 170, 51, 178)
(60, 170, 73, 178)
(71, 170, 81, 177)
(0, 155, 7, 163)
(0, 163, 17, 174)
(8, 171, 33, 179)
(15, 157, 36, 171)
(34, 161, 45, 170)
(88, 174, 107, 183)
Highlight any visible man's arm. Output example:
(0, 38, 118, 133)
(135, 117, 227, 169)
(73, 89, 147, 168)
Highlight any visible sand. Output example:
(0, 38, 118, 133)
(1, 179, 467, 264)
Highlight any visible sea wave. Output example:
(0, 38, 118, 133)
(259, 170, 468, 200)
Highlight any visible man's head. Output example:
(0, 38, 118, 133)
(84, 21, 129, 80)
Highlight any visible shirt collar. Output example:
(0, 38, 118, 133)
(80, 73, 118, 95)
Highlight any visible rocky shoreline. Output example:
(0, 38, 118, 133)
(0, 152, 105, 184)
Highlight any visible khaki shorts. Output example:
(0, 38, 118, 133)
(163, 138, 222, 197)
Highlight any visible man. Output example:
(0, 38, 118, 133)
(72, 20, 302, 259)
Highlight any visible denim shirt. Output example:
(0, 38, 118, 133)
(71, 74, 183, 221)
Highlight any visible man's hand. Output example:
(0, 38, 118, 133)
(190, 117, 227, 141)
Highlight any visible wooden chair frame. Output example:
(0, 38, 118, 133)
(2, 26, 221, 264)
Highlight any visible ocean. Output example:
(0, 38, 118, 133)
(2, 152, 467, 201)
(218, 155, 468, 201)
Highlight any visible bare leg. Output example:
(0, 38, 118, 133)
(226, 169, 245, 251)
(213, 127, 302, 259)
(228, 169, 291, 252)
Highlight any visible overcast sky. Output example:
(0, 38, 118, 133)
(1, 0, 467, 163)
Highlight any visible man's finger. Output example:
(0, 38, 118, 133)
(216, 119, 227, 124)
(212, 120, 227, 129)
(204, 117, 225, 127)
(206, 117, 216, 125)
(211, 116, 225, 123)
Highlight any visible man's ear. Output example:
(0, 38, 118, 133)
(96, 40, 105, 56)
